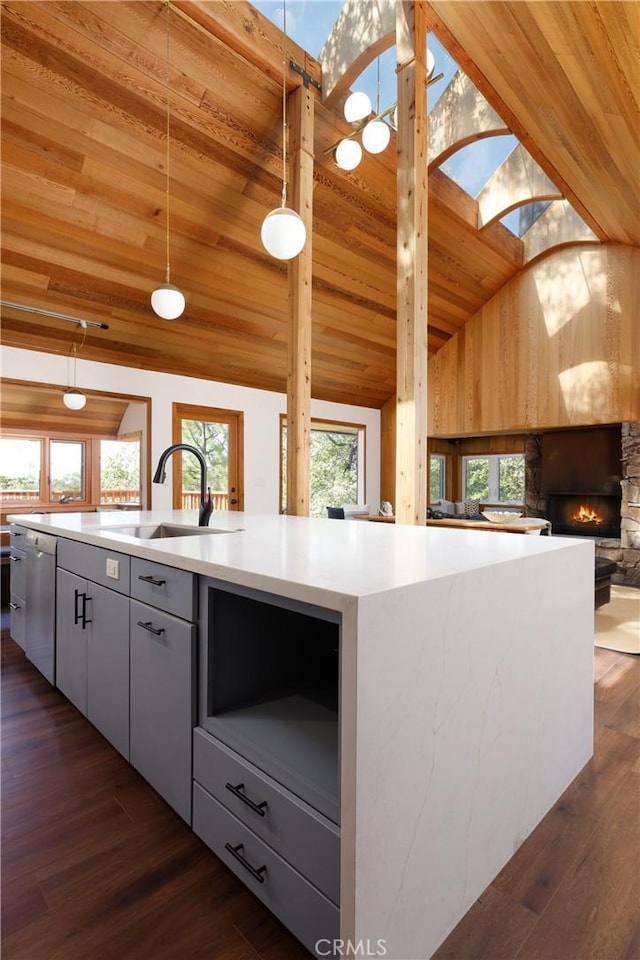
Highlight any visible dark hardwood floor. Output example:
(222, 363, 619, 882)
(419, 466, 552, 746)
(2, 625, 639, 960)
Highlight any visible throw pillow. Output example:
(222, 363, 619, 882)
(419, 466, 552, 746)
(465, 498, 481, 517)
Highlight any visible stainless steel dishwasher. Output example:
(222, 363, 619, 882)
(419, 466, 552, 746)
(25, 529, 57, 684)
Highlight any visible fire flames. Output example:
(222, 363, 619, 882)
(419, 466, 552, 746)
(573, 504, 604, 524)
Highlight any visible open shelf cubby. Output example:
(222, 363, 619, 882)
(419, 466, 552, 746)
(199, 579, 341, 824)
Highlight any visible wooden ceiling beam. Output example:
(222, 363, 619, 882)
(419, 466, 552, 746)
(173, 1, 322, 94)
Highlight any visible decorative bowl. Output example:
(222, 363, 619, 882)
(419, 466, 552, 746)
(482, 510, 523, 523)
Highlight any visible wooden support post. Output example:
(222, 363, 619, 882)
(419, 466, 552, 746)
(395, 0, 428, 525)
(286, 84, 314, 516)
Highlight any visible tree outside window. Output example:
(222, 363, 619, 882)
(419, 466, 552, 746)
(100, 438, 141, 504)
(463, 454, 524, 503)
(181, 419, 229, 494)
(429, 454, 446, 502)
(281, 419, 363, 517)
(0, 438, 41, 501)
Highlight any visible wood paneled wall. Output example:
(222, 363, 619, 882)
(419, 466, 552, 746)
(428, 244, 639, 436)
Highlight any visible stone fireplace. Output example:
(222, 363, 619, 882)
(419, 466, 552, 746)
(525, 422, 640, 587)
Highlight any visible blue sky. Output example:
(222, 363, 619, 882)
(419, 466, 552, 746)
(253, 1, 521, 232)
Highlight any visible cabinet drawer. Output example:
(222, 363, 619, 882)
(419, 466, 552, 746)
(9, 593, 26, 650)
(193, 783, 339, 958)
(131, 557, 196, 620)
(9, 524, 28, 543)
(194, 728, 339, 904)
(57, 539, 130, 595)
(9, 546, 27, 600)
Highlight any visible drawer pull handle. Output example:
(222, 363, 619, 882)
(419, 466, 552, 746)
(9, 602, 21, 610)
(137, 620, 165, 636)
(138, 574, 166, 587)
(224, 842, 266, 883)
(10, 530, 22, 536)
(225, 782, 268, 817)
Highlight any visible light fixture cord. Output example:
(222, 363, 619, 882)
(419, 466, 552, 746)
(376, 55, 380, 116)
(280, 0, 287, 208)
(70, 326, 86, 389)
(164, 0, 172, 283)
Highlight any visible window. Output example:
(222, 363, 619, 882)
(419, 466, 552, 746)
(0, 433, 142, 507)
(462, 454, 524, 504)
(49, 440, 85, 502)
(0, 438, 42, 502)
(280, 417, 365, 517)
(429, 454, 446, 502)
(0, 436, 91, 506)
(100, 437, 141, 505)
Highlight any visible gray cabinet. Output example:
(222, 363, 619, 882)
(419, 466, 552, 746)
(193, 783, 339, 952)
(56, 541, 130, 759)
(87, 583, 130, 758)
(194, 578, 341, 957)
(8, 525, 27, 651)
(130, 598, 196, 822)
(56, 568, 89, 715)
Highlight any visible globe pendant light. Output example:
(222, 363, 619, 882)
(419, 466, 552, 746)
(335, 137, 363, 171)
(362, 57, 391, 156)
(151, 0, 185, 319)
(260, 0, 306, 261)
(63, 343, 86, 410)
(343, 90, 372, 124)
(361, 119, 390, 154)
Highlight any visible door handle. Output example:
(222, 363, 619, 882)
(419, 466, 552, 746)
(81, 593, 92, 629)
(9, 555, 21, 563)
(74, 589, 82, 624)
(9, 601, 21, 610)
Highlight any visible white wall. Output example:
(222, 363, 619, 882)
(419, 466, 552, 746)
(118, 402, 149, 507)
(2, 347, 381, 514)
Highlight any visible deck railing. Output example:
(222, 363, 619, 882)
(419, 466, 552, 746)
(1, 489, 230, 509)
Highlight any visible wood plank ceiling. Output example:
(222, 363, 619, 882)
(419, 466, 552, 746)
(1, 380, 132, 436)
(1, 1, 637, 410)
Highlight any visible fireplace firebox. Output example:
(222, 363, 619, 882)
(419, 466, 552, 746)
(546, 493, 621, 539)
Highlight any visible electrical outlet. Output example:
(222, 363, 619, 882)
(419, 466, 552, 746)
(106, 558, 120, 580)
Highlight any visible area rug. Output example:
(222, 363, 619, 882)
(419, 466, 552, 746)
(595, 585, 640, 654)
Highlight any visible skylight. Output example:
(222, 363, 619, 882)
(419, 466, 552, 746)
(252, 1, 559, 241)
(252, 3, 454, 118)
(442, 135, 518, 200)
(251, 1, 343, 57)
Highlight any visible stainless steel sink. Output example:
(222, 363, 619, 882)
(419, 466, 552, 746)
(100, 523, 238, 540)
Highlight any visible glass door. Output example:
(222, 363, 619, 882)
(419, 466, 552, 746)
(172, 403, 243, 511)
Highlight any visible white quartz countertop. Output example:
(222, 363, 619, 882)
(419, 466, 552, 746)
(8, 509, 591, 608)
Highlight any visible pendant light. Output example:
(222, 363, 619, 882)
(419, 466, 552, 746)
(335, 138, 363, 171)
(260, 0, 306, 261)
(332, 47, 442, 168)
(151, 0, 185, 319)
(63, 342, 86, 410)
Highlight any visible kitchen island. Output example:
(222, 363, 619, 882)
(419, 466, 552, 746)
(8, 509, 594, 959)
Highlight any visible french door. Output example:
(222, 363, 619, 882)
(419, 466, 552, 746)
(172, 403, 243, 512)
